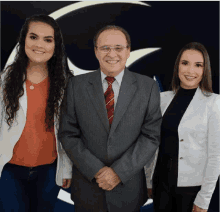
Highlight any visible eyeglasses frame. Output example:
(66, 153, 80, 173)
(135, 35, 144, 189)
(95, 45, 130, 53)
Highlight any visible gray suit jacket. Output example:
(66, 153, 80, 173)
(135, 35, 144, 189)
(58, 68, 162, 212)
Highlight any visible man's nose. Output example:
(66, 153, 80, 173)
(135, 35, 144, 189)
(107, 48, 118, 56)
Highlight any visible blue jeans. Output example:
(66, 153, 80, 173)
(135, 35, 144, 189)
(0, 159, 60, 212)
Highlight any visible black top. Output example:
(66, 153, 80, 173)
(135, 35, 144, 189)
(159, 87, 197, 158)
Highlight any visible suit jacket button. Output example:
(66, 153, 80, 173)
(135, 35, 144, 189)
(180, 139, 184, 142)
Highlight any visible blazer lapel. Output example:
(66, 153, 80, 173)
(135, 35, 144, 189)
(20, 82, 27, 117)
(87, 70, 109, 132)
(161, 92, 175, 116)
(0, 81, 27, 150)
(109, 69, 137, 136)
(178, 87, 206, 127)
(1, 71, 27, 119)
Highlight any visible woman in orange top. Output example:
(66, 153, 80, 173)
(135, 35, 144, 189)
(0, 14, 72, 212)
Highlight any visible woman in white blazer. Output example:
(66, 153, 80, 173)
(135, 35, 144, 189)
(0, 15, 72, 212)
(145, 42, 220, 212)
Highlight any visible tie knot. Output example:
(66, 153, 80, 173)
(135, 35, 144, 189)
(105, 76, 115, 84)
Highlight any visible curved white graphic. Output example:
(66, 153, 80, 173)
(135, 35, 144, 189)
(49, 1, 150, 20)
(57, 189, 74, 205)
(4, 1, 160, 77)
(68, 48, 161, 76)
(3, 1, 160, 207)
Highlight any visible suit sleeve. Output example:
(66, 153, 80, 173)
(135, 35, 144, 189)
(144, 91, 172, 189)
(194, 95, 220, 209)
(58, 77, 105, 181)
(111, 81, 162, 184)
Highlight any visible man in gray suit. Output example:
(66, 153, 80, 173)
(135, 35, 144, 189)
(58, 25, 162, 212)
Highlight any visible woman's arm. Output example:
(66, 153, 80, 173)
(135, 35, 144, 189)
(194, 95, 220, 210)
(0, 76, 4, 132)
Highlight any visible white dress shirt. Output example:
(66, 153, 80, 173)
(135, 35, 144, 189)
(101, 70, 124, 109)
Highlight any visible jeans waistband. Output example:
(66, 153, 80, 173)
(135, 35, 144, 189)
(6, 158, 57, 170)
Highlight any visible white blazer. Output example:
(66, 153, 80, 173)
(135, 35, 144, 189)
(0, 72, 72, 186)
(145, 87, 220, 209)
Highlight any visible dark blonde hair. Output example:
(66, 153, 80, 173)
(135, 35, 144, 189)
(171, 42, 213, 95)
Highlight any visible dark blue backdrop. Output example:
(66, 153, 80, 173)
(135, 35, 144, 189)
(1, 1, 219, 211)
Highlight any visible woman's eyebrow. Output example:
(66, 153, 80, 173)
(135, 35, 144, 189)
(29, 32, 54, 39)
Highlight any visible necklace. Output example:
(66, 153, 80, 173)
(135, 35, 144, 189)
(29, 72, 48, 90)
(30, 84, 35, 90)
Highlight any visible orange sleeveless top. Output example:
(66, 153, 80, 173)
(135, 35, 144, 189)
(9, 77, 57, 167)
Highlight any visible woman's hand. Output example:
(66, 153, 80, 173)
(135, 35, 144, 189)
(62, 179, 72, 189)
(192, 204, 207, 212)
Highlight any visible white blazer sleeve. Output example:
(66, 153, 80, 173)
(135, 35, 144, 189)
(144, 148, 158, 189)
(0, 75, 4, 132)
(194, 95, 220, 209)
(61, 149, 73, 179)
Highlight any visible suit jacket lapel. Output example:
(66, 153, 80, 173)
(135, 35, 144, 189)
(110, 69, 137, 136)
(87, 70, 109, 132)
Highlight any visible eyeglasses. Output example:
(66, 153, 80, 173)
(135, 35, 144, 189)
(96, 45, 129, 53)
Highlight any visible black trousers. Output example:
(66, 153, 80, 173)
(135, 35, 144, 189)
(153, 155, 201, 212)
(153, 183, 201, 212)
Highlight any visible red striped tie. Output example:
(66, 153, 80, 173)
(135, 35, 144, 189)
(104, 76, 115, 126)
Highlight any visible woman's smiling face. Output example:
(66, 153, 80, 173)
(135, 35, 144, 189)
(178, 49, 204, 89)
(25, 21, 55, 64)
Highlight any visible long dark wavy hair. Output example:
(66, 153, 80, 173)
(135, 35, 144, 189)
(2, 14, 69, 130)
(171, 42, 213, 95)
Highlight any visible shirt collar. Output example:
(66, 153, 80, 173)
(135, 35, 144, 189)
(101, 69, 124, 86)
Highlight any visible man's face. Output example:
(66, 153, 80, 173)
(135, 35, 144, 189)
(95, 29, 130, 77)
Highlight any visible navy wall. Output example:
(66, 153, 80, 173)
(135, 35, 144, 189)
(1, 2, 219, 211)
